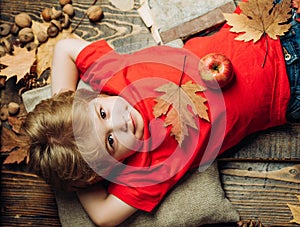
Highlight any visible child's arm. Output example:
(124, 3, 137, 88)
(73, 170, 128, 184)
(77, 184, 137, 227)
(51, 38, 90, 94)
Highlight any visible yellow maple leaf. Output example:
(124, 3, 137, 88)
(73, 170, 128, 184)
(288, 195, 300, 224)
(223, 0, 291, 42)
(0, 46, 36, 82)
(181, 81, 210, 122)
(153, 81, 209, 145)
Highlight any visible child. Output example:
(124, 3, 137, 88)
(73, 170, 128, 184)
(24, 2, 300, 226)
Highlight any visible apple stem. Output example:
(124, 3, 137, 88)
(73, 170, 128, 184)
(179, 55, 187, 86)
(261, 32, 268, 68)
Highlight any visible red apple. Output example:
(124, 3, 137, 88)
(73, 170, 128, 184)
(198, 53, 234, 90)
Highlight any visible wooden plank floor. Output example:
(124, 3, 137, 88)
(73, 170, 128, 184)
(1, 0, 300, 226)
(219, 123, 300, 226)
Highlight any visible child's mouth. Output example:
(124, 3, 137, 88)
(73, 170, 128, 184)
(130, 112, 136, 135)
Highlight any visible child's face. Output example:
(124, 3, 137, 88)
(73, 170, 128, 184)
(88, 95, 144, 161)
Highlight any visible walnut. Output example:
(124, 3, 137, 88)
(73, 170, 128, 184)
(18, 27, 34, 43)
(0, 24, 11, 36)
(87, 6, 103, 22)
(15, 13, 32, 28)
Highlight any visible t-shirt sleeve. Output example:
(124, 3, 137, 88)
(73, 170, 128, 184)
(108, 182, 170, 212)
(75, 39, 114, 80)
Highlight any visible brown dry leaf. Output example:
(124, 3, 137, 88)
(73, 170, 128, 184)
(1, 127, 30, 164)
(223, 0, 291, 42)
(0, 46, 36, 82)
(8, 116, 24, 134)
(288, 195, 300, 224)
(153, 81, 208, 145)
(32, 21, 82, 80)
(3, 147, 29, 165)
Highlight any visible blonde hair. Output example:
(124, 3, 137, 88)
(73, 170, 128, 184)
(24, 89, 106, 191)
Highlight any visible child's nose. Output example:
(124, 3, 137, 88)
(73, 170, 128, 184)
(110, 116, 128, 132)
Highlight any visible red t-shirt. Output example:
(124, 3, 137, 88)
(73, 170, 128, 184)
(75, 21, 290, 211)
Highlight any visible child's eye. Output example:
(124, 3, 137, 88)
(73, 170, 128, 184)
(108, 134, 114, 148)
(100, 108, 106, 119)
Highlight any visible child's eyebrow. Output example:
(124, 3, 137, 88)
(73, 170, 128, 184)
(94, 104, 101, 120)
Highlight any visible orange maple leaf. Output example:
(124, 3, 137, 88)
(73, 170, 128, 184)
(0, 46, 36, 82)
(153, 81, 209, 145)
(223, 0, 291, 43)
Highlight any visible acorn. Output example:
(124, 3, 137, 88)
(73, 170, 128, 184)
(87, 6, 103, 22)
(18, 27, 34, 43)
(0, 24, 11, 36)
(59, 0, 72, 6)
(63, 4, 74, 17)
(47, 24, 59, 37)
(15, 13, 32, 28)
(51, 20, 62, 31)
(41, 8, 52, 22)
(36, 30, 48, 43)
(8, 102, 20, 115)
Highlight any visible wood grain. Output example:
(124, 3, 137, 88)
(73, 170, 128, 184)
(0, 169, 61, 227)
(0, 0, 155, 52)
(219, 161, 300, 226)
(220, 123, 300, 161)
